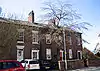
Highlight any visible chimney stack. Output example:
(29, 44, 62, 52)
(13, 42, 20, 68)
(28, 10, 34, 23)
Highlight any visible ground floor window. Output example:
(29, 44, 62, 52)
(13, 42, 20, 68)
(69, 49, 73, 59)
(17, 46, 24, 61)
(31, 50, 39, 60)
(46, 49, 51, 60)
(77, 50, 82, 59)
(17, 49, 24, 61)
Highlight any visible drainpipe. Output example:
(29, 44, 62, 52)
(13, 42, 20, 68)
(63, 27, 67, 70)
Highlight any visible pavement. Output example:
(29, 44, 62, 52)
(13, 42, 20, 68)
(38, 67, 100, 71)
(68, 67, 100, 71)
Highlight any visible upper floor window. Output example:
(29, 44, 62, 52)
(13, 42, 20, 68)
(17, 29, 24, 43)
(32, 31, 38, 44)
(77, 34, 81, 45)
(46, 34, 51, 44)
(67, 33, 72, 45)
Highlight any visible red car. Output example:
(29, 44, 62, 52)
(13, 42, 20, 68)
(0, 60, 25, 71)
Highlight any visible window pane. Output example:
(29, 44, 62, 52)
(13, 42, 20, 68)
(46, 39, 51, 43)
(32, 31, 38, 43)
(0, 62, 3, 70)
(19, 32, 24, 36)
(46, 49, 51, 60)
(78, 52, 81, 59)
(29, 61, 39, 64)
(12, 62, 20, 67)
(68, 36, 72, 45)
(33, 52, 37, 59)
(6, 62, 20, 68)
(2, 62, 7, 69)
(17, 32, 24, 41)
(46, 34, 51, 44)
(32, 38, 36, 42)
(77, 36, 81, 45)
(69, 49, 72, 59)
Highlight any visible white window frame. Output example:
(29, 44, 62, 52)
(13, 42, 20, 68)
(16, 45, 24, 61)
(31, 50, 39, 60)
(77, 50, 82, 59)
(17, 29, 24, 43)
(46, 49, 52, 60)
(46, 34, 51, 44)
(69, 49, 73, 59)
(32, 31, 38, 44)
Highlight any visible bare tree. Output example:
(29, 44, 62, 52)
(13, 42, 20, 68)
(0, 9, 20, 59)
(41, 0, 92, 27)
(0, 9, 25, 21)
(40, 0, 92, 44)
(0, 7, 2, 14)
(0, 9, 32, 59)
(0, 21, 18, 59)
(93, 34, 100, 54)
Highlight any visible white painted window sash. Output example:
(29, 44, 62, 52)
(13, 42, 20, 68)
(46, 34, 51, 44)
(17, 29, 24, 43)
(32, 31, 39, 44)
(46, 49, 52, 60)
(69, 49, 73, 59)
(31, 50, 39, 60)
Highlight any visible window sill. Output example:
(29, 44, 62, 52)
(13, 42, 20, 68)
(32, 42, 39, 44)
(46, 43, 51, 44)
(47, 59, 52, 60)
(17, 41, 24, 43)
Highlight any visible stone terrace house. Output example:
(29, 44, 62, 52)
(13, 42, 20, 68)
(0, 11, 82, 63)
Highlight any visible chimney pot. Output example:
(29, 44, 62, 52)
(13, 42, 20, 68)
(28, 10, 34, 23)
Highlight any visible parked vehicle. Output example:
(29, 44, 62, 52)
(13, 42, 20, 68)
(20, 60, 28, 67)
(39, 60, 51, 70)
(51, 61, 59, 70)
(20, 59, 40, 70)
(0, 60, 25, 71)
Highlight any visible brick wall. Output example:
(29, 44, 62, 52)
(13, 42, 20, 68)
(88, 59, 100, 67)
(59, 59, 100, 70)
(59, 60, 84, 70)
(67, 60, 84, 70)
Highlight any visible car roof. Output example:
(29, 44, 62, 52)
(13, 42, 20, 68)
(25, 59, 38, 61)
(0, 60, 19, 62)
(25, 59, 32, 60)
